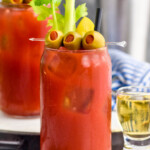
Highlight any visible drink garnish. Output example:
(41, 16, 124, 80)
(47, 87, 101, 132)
(30, 0, 90, 49)
(63, 31, 82, 50)
(76, 17, 95, 37)
(30, 0, 88, 32)
(2, 0, 31, 4)
(29, 38, 127, 48)
(45, 30, 64, 49)
(82, 31, 105, 50)
(30, 0, 107, 50)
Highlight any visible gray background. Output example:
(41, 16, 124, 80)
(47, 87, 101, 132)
(60, 0, 99, 22)
(60, 0, 150, 62)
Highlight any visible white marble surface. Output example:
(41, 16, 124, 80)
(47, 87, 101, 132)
(0, 111, 40, 134)
(111, 111, 122, 132)
(0, 110, 122, 134)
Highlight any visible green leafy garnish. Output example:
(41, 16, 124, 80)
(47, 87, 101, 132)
(75, 3, 88, 22)
(30, 0, 88, 34)
(63, 0, 75, 34)
(30, 1, 52, 21)
(34, 0, 50, 6)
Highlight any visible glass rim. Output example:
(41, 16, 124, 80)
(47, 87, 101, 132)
(117, 86, 150, 95)
(44, 46, 107, 53)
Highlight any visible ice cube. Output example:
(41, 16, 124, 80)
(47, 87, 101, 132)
(81, 55, 91, 68)
(48, 53, 77, 79)
(4, 9, 10, 14)
(64, 87, 94, 113)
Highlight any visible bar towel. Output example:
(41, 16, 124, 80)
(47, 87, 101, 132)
(109, 49, 150, 110)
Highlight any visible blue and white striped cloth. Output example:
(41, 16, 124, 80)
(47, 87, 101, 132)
(109, 49, 150, 110)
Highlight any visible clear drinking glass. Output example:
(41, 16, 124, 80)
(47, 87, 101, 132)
(117, 86, 150, 150)
(40, 46, 112, 150)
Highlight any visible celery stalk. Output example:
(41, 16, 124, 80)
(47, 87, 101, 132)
(52, 0, 58, 30)
(30, 0, 88, 34)
(64, 0, 76, 34)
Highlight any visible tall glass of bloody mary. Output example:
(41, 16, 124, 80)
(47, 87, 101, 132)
(29, 0, 112, 148)
(40, 46, 112, 150)
(0, 3, 49, 117)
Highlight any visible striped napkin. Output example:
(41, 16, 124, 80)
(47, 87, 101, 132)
(109, 49, 150, 110)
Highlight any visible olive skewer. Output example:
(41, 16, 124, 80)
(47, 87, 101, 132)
(29, 38, 127, 48)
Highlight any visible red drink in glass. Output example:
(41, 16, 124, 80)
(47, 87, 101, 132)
(40, 46, 112, 150)
(0, 4, 49, 116)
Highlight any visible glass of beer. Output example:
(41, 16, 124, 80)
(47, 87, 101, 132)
(117, 86, 150, 149)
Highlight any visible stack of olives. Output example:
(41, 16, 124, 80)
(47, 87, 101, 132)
(45, 30, 105, 50)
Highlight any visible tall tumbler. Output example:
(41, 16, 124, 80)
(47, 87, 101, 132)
(0, 3, 49, 117)
(40, 46, 112, 150)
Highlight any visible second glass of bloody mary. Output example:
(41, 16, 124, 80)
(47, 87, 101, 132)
(40, 46, 112, 150)
(0, 2, 49, 117)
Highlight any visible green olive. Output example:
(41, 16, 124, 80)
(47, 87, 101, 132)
(45, 30, 64, 49)
(63, 32, 82, 50)
(2, 0, 23, 4)
(82, 31, 105, 50)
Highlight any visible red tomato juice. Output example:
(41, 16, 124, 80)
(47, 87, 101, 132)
(40, 47, 112, 150)
(0, 4, 49, 116)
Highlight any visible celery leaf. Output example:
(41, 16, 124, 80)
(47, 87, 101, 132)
(54, 0, 62, 7)
(30, 0, 63, 31)
(34, 0, 50, 6)
(30, 1, 52, 21)
(48, 13, 64, 30)
(32, 0, 61, 7)
(75, 3, 88, 22)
